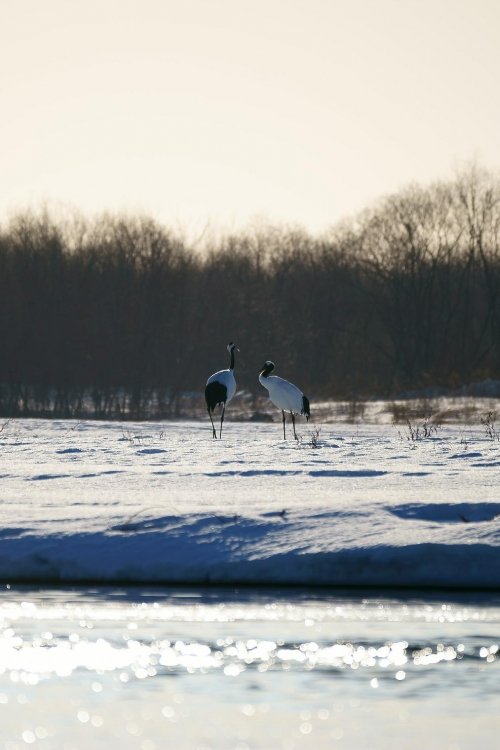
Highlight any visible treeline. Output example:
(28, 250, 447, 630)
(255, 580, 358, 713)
(1, 166, 500, 419)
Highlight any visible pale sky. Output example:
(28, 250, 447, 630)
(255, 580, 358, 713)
(1, 0, 499, 236)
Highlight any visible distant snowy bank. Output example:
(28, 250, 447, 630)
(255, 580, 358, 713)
(1, 418, 499, 588)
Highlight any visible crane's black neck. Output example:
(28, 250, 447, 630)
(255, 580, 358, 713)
(229, 348, 235, 371)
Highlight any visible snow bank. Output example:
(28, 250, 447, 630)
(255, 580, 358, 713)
(0, 418, 499, 588)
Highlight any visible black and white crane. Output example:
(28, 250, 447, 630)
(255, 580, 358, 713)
(259, 360, 310, 440)
(205, 342, 238, 439)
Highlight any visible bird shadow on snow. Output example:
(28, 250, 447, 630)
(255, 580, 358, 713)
(387, 502, 500, 524)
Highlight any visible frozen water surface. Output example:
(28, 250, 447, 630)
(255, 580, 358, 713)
(0, 587, 498, 749)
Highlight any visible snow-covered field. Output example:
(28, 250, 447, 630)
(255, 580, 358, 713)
(0, 416, 499, 588)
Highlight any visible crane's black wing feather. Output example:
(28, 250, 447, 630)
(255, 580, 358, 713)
(205, 381, 228, 412)
(301, 395, 310, 420)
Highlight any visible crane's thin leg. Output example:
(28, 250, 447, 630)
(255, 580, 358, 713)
(291, 412, 297, 440)
(219, 403, 226, 440)
(208, 409, 217, 439)
(282, 410, 286, 440)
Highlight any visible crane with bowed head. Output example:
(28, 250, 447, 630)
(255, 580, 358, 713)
(259, 360, 310, 440)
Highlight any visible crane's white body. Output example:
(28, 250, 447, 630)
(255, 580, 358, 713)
(259, 360, 310, 440)
(258, 373, 304, 414)
(206, 368, 236, 404)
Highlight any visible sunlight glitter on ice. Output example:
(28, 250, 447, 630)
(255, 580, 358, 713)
(1, 629, 496, 682)
(0, 599, 495, 626)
